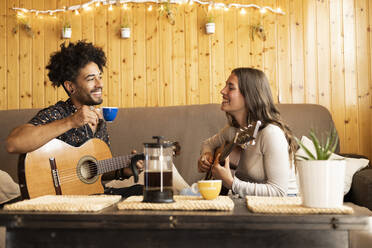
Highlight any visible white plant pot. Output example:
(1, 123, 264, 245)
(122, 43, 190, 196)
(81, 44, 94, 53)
(205, 23, 215, 34)
(121, 28, 130, 39)
(62, 28, 72, 39)
(297, 160, 346, 208)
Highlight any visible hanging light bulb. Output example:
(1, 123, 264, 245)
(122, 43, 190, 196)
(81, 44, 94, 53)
(148, 5, 152, 11)
(208, 4, 212, 11)
(189, 0, 193, 5)
(108, 4, 113, 11)
(240, 8, 246, 15)
(224, 6, 229, 11)
(260, 7, 266, 14)
(83, 4, 92, 11)
(96, 1, 100, 7)
(75, 9, 79, 15)
(277, 7, 283, 14)
(160, 5, 164, 11)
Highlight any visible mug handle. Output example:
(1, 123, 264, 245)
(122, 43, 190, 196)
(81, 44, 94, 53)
(191, 183, 199, 194)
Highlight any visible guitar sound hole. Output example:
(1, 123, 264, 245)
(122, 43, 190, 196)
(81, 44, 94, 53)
(80, 161, 97, 179)
(76, 156, 99, 184)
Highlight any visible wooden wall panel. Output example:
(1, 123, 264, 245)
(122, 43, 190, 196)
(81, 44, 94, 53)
(56, 0, 69, 102)
(107, 5, 121, 107)
(172, 5, 186, 106)
(263, 0, 278, 101)
(355, 0, 371, 159)
(184, 4, 198, 105)
(289, 0, 304, 103)
(31, 0, 44, 108)
(343, 0, 359, 154)
(7, 0, 20, 109)
(369, 0, 372, 159)
(211, 8, 224, 104)
(44, 0, 58, 107)
(19, 0, 32, 109)
(330, 0, 346, 152)
(0, 0, 6, 109)
(1, 0, 371, 160)
(276, 0, 291, 103)
(145, 5, 160, 107)
(159, 7, 173, 106)
(198, 6, 211, 104)
(316, 0, 331, 109)
(303, 0, 317, 104)
(120, 5, 133, 108)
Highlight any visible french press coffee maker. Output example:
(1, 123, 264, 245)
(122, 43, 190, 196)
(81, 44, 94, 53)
(143, 136, 175, 203)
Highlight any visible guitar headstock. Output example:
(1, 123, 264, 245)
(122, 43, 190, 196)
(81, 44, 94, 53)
(233, 121, 262, 145)
(172, 141, 181, 157)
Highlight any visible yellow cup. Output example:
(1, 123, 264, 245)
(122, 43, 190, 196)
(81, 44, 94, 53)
(191, 180, 222, 200)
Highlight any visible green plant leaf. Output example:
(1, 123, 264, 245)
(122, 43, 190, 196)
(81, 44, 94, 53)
(294, 137, 316, 160)
(309, 130, 322, 160)
(295, 155, 310, 161)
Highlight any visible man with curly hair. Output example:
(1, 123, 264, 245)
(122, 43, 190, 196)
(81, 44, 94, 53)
(6, 40, 142, 194)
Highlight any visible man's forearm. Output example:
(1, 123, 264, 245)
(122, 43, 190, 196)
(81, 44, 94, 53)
(6, 118, 74, 154)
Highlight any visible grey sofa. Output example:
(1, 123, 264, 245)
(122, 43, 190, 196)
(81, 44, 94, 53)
(0, 103, 371, 210)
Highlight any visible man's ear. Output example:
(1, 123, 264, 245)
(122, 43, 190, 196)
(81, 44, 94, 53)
(63, 81, 75, 95)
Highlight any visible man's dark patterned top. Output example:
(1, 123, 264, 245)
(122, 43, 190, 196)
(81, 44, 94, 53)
(28, 98, 110, 147)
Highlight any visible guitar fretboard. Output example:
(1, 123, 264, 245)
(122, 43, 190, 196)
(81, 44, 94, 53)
(97, 154, 135, 175)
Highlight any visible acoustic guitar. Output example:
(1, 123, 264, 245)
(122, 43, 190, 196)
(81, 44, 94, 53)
(204, 121, 262, 181)
(18, 138, 180, 199)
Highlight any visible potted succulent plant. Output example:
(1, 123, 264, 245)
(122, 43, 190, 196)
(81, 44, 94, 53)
(205, 15, 215, 34)
(62, 22, 72, 39)
(120, 16, 130, 39)
(295, 128, 346, 208)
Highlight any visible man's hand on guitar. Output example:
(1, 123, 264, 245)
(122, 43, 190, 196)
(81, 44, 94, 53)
(211, 153, 233, 189)
(198, 152, 213, 173)
(122, 149, 144, 177)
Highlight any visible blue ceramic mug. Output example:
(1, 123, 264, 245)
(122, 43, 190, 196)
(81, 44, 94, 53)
(102, 107, 118, 122)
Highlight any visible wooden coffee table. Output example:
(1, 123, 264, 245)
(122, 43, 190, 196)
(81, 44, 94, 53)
(0, 198, 370, 248)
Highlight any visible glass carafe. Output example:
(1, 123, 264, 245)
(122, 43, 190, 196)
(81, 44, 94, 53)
(143, 136, 174, 203)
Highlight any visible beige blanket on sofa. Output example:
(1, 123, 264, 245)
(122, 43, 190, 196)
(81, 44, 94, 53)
(0, 170, 20, 204)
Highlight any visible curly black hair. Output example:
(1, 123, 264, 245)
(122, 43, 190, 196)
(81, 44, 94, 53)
(46, 40, 106, 88)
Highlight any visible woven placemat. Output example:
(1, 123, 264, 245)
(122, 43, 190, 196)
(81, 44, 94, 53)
(117, 195, 234, 211)
(246, 196, 354, 214)
(4, 195, 121, 212)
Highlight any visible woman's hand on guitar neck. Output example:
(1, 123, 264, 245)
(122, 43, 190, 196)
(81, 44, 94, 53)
(211, 153, 233, 189)
(198, 152, 213, 173)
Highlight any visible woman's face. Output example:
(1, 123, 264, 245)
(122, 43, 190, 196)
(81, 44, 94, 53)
(220, 73, 246, 116)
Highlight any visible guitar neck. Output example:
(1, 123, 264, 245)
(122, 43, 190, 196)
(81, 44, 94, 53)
(96, 154, 137, 175)
(218, 142, 235, 164)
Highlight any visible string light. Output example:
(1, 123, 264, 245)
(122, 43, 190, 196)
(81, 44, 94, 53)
(240, 8, 246, 15)
(148, 5, 153, 11)
(12, 0, 285, 17)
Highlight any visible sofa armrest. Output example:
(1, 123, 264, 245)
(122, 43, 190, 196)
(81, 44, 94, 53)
(349, 168, 372, 211)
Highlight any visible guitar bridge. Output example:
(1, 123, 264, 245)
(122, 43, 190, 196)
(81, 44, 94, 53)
(49, 158, 62, 195)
